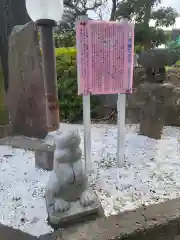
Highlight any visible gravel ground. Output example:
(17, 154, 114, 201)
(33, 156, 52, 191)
(0, 123, 180, 236)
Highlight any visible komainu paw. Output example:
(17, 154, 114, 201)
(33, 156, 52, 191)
(80, 189, 96, 207)
(54, 198, 70, 213)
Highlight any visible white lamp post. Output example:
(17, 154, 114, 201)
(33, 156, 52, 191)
(26, 0, 64, 132)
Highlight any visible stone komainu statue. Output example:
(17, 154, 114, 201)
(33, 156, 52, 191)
(45, 129, 98, 224)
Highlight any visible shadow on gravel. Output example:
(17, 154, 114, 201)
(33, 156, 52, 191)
(0, 224, 52, 240)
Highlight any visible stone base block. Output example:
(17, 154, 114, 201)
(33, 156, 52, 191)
(46, 190, 101, 227)
(0, 124, 12, 139)
(35, 149, 54, 171)
(139, 119, 164, 140)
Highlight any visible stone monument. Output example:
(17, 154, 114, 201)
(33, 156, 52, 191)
(7, 22, 48, 138)
(45, 129, 100, 226)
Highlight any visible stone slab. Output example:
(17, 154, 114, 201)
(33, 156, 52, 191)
(0, 136, 54, 152)
(46, 191, 101, 228)
(55, 197, 180, 240)
(0, 135, 55, 171)
(0, 124, 12, 139)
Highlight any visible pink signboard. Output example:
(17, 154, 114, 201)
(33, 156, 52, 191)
(76, 20, 134, 95)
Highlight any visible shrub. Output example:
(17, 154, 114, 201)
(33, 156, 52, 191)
(134, 45, 144, 54)
(56, 47, 82, 122)
(56, 47, 100, 122)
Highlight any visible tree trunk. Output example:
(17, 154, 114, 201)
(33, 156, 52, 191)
(0, 0, 30, 92)
(109, 0, 117, 21)
(0, 0, 30, 125)
(143, 3, 151, 51)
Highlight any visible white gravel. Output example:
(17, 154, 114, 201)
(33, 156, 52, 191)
(0, 123, 180, 236)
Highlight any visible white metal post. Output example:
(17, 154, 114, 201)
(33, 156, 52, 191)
(83, 95, 92, 172)
(117, 93, 126, 167)
(117, 19, 133, 167)
(76, 15, 92, 173)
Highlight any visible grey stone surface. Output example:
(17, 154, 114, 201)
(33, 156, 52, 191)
(45, 129, 101, 226)
(7, 22, 48, 138)
(0, 124, 12, 139)
(138, 83, 174, 139)
(47, 192, 100, 226)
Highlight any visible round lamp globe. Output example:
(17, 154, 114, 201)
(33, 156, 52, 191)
(26, 0, 64, 23)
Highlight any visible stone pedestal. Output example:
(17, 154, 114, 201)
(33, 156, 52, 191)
(45, 129, 101, 227)
(46, 189, 100, 226)
(0, 124, 12, 139)
(139, 97, 165, 139)
(139, 83, 174, 139)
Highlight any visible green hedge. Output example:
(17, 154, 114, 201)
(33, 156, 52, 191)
(55, 47, 100, 122)
(56, 47, 82, 122)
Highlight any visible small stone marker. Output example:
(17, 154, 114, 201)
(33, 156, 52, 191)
(45, 129, 101, 226)
(35, 150, 54, 171)
(139, 83, 174, 139)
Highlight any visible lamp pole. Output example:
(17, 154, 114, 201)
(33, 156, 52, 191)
(37, 19, 59, 132)
(25, 0, 64, 132)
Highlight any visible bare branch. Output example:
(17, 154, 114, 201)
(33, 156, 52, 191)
(95, 0, 108, 20)
(64, 0, 102, 15)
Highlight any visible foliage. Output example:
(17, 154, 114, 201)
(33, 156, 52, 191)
(64, 0, 102, 16)
(135, 25, 167, 48)
(114, 0, 179, 49)
(55, 47, 99, 122)
(152, 7, 178, 28)
(134, 44, 144, 54)
(56, 48, 81, 122)
(54, 25, 76, 48)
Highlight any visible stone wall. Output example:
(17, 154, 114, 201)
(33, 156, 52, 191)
(52, 198, 180, 240)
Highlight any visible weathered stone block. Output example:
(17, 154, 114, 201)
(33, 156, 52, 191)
(35, 149, 54, 171)
(7, 22, 48, 138)
(138, 83, 174, 139)
(0, 124, 12, 139)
